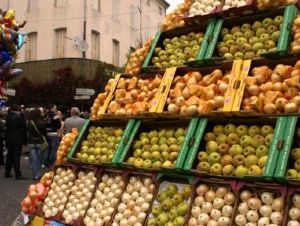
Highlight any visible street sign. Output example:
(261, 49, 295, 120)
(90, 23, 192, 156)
(76, 88, 95, 96)
(74, 95, 90, 100)
(3, 88, 16, 96)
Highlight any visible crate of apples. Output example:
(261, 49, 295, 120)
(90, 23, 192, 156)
(285, 127, 300, 181)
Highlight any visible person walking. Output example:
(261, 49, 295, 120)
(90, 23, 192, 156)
(27, 108, 47, 180)
(45, 104, 61, 167)
(0, 111, 6, 165)
(64, 107, 85, 133)
(4, 104, 27, 179)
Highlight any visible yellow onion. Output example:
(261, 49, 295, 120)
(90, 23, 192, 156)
(187, 76, 197, 86)
(167, 104, 180, 113)
(186, 105, 198, 115)
(273, 82, 283, 91)
(285, 102, 298, 113)
(247, 85, 260, 96)
(286, 87, 299, 98)
(218, 83, 228, 94)
(263, 103, 277, 114)
(292, 96, 300, 106)
(271, 73, 282, 83)
(175, 97, 185, 107)
(214, 96, 225, 108)
(275, 98, 288, 110)
(180, 105, 188, 114)
(182, 87, 191, 99)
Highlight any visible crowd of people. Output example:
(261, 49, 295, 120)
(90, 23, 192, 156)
(0, 104, 86, 180)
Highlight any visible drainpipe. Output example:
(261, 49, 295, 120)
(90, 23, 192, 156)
(83, 0, 87, 58)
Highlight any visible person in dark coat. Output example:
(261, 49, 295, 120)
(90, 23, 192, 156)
(0, 111, 6, 165)
(5, 104, 27, 179)
(27, 108, 47, 180)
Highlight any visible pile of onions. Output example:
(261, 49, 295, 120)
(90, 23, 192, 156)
(40, 171, 54, 187)
(42, 167, 76, 219)
(125, 38, 152, 76)
(107, 75, 162, 115)
(166, 70, 230, 115)
(84, 173, 125, 226)
(257, 0, 296, 10)
(235, 189, 284, 226)
(111, 176, 156, 226)
(62, 171, 97, 224)
(56, 128, 78, 165)
(287, 193, 300, 226)
(291, 16, 300, 55)
(21, 182, 50, 215)
(242, 62, 300, 114)
(91, 78, 115, 120)
(188, 184, 235, 226)
(160, 0, 193, 31)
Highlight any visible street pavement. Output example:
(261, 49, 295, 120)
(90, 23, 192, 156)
(0, 155, 47, 226)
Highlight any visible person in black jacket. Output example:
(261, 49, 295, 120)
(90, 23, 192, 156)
(44, 104, 61, 167)
(5, 104, 27, 179)
(27, 108, 47, 180)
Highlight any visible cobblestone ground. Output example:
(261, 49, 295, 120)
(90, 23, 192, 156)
(0, 155, 47, 226)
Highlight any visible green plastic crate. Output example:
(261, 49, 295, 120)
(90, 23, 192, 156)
(183, 116, 287, 181)
(116, 118, 199, 172)
(141, 18, 216, 72)
(203, 5, 298, 65)
(275, 116, 299, 184)
(67, 119, 135, 167)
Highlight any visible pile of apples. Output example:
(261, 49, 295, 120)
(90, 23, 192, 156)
(188, 184, 236, 226)
(76, 126, 123, 164)
(242, 62, 300, 114)
(287, 193, 300, 226)
(56, 128, 78, 165)
(125, 38, 152, 76)
(217, 16, 283, 60)
(126, 128, 186, 169)
(151, 31, 204, 68)
(257, 0, 296, 10)
(222, 0, 248, 10)
(111, 176, 156, 226)
(107, 75, 162, 115)
(91, 78, 115, 120)
(166, 70, 230, 115)
(197, 123, 274, 177)
(160, 0, 193, 31)
(42, 168, 76, 218)
(291, 16, 300, 55)
(188, 0, 221, 17)
(286, 128, 300, 179)
(21, 172, 54, 215)
(62, 170, 97, 224)
(235, 189, 285, 226)
(84, 173, 125, 226)
(147, 183, 192, 226)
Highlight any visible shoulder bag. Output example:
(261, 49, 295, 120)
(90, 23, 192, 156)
(31, 120, 48, 151)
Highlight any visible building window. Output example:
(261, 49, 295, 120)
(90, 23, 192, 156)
(92, 0, 101, 11)
(54, 28, 67, 58)
(144, 15, 152, 39)
(159, 6, 163, 15)
(91, 30, 100, 60)
(112, 0, 120, 20)
(54, 0, 67, 7)
(130, 5, 138, 30)
(28, 0, 39, 11)
(112, 39, 120, 66)
(25, 32, 37, 61)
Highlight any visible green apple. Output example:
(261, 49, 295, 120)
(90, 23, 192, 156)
(162, 151, 170, 161)
(223, 164, 235, 176)
(248, 165, 262, 176)
(152, 204, 163, 217)
(162, 199, 173, 210)
(274, 16, 283, 26)
(216, 134, 227, 144)
(236, 37, 248, 45)
(219, 46, 230, 56)
(265, 40, 276, 50)
(241, 23, 251, 32)
(224, 53, 234, 60)
(221, 28, 230, 36)
(233, 31, 244, 40)
(157, 213, 169, 225)
(210, 163, 222, 175)
(266, 25, 278, 34)
(235, 165, 248, 177)
(208, 152, 222, 165)
(152, 161, 162, 169)
(168, 208, 179, 221)
(259, 33, 270, 43)
(88, 155, 96, 163)
(252, 21, 262, 31)
(232, 154, 245, 167)
(226, 133, 240, 145)
(206, 141, 218, 154)
(221, 155, 233, 166)
(163, 38, 171, 46)
(244, 51, 256, 60)
(229, 144, 243, 156)
(225, 123, 236, 135)
(252, 134, 265, 148)
(174, 216, 185, 226)
(198, 152, 208, 162)
(245, 155, 258, 167)
(264, 134, 273, 147)
(240, 135, 253, 147)
(242, 43, 252, 52)
(143, 159, 152, 168)
(127, 157, 136, 165)
(151, 151, 161, 161)
(223, 34, 234, 42)
(291, 148, 300, 160)
(256, 28, 266, 37)
(197, 161, 211, 173)
(271, 31, 280, 42)
(213, 125, 225, 135)
(236, 125, 249, 136)
(170, 152, 178, 161)
(177, 202, 189, 216)
(249, 36, 259, 45)
(234, 52, 244, 59)
(287, 169, 298, 179)
(258, 156, 268, 168)
(262, 18, 273, 28)
(204, 132, 217, 142)
(252, 42, 264, 52)
(243, 146, 256, 156)
(229, 45, 239, 55)
(166, 184, 178, 197)
(294, 159, 300, 171)
(151, 137, 159, 145)
(160, 144, 169, 152)
(248, 126, 261, 137)
(134, 158, 144, 168)
(182, 185, 192, 199)
(231, 26, 241, 34)
(244, 30, 255, 39)
(162, 160, 173, 168)
(147, 218, 157, 226)
(261, 125, 274, 137)
(133, 148, 143, 158)
(256, 145, 269, 158)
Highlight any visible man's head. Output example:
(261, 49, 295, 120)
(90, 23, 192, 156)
(49, 104, 57, 113)
(10, 104, 20, 112)
(70, 107, 80, 117)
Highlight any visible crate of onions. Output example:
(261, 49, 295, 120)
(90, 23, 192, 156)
(285, 186, 300, 226)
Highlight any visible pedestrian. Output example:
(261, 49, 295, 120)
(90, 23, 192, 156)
(0, 110, 6, 165)
(27, 108, 47, 180)
(4, 104, 27, 179)
(64, 107, 85, 133)
(56, 110, 65, 138)
(44, 104, 61, 167)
